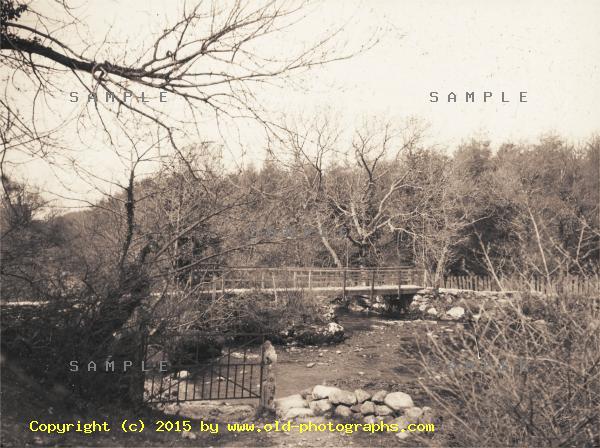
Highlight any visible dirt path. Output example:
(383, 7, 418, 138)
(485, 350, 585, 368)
(275, 313, 449, 398)
(260, 314, 452, 447)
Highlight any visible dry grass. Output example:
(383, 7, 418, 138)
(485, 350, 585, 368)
(413, 293, 600, 447)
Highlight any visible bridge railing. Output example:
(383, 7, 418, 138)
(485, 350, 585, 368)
(199, 266, 424, 293)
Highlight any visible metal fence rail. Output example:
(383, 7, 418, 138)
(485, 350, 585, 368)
(144, 333, 267, 404)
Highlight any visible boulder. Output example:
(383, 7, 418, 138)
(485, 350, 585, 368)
(309, 399, 333, 415)
(371, 302, 387, 311)
(322, 305, 337, 322)
(300, 387, 313, 399)
(392, 415, 410, 430)
(349, 303, 366, 313)
(404, 406, 423, 420)
(359, 401, 376, 415)
(181, 430, 197, 440)
(375, 405, 393, 416)
(350, 404, 362, 413)
(327, 322, 344, 336)
(396, 431, 411, 440)
(275, 394, 307, 417)
(334, 405, 353, 418)
(283, 407, 314, 420)
(312, 385, 340, 400)
(427, 307, 438, 316)
(445, 306, 465, 320)
(371, 390, 387, 403)
(329, 389, 357, 406)
(384, 392, 414, 410)
(354, 389, 371, 403)
(363, 415, 379, 425)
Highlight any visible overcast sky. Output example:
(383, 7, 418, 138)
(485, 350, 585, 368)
(5, 0, 600, 206)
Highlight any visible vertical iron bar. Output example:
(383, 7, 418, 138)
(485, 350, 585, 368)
(209, 363, 214, 400)
(184, 371, 189, 401)
(217, 363, 222, 399)
(225, 346, 231, 398)
(192, 370, 197, 400)
(241, 347, 247, 398)
(258, 336, 265, 405)
(233, 364, 238, 398)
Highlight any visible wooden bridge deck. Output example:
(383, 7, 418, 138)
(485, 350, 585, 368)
(201, 284, 422, 296)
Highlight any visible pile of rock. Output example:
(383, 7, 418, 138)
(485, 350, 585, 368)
(409, 288, 514, 321)
(275, 385, 435, 440)
(346, 295, 388, 313)
(279, 321, 345, 345)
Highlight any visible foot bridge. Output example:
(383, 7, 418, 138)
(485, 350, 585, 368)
(197, 266, 425, 301)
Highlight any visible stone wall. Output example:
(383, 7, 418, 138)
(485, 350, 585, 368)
(342, 288, 517, 322)
(408, 288, 516, 321)
(275, 385, 436, 441)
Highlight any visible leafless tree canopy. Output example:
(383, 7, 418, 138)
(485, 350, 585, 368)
(1, 0, 373, 172)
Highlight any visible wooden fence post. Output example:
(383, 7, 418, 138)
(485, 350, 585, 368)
(212, 274, 217, 300)
(370, 270, 376, 302)
(272, 273, 278, 304)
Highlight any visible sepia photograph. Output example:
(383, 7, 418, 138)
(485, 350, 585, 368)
(1, 0, 599, 446)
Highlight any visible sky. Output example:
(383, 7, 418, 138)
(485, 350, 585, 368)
(4, 0, 600, 206)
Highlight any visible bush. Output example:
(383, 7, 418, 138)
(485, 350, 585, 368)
(148, 288, 334, 342)
(414, 293, 600, 447)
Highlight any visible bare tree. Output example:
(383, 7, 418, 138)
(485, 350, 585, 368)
(277, 116, 424, 267)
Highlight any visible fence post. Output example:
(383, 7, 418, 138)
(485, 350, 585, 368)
(342, 269, 347, 299)
(272, 273, 278, 303)
(308, 269, 312, 291)
(212, 274, 217, 300)
(260, 340, 277, 411)
(370, 270, 376, 302)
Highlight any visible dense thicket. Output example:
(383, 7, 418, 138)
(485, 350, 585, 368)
(2, 135, 599, 302)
